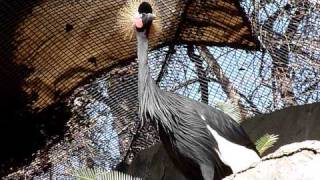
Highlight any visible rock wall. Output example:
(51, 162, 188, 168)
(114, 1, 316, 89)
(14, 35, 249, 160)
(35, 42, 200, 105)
(224, 141, 320, 180)
(242, 102, 320, 154)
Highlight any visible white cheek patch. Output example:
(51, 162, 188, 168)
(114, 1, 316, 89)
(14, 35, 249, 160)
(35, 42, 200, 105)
(206, 125, 260, 173)
(135, 13, 142, 18)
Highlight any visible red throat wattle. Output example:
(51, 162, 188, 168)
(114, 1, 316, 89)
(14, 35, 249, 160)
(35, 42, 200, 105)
(135, 17, 143, 28)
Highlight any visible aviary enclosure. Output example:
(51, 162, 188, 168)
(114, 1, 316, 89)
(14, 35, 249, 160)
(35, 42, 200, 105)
(0, 0, 319, 179)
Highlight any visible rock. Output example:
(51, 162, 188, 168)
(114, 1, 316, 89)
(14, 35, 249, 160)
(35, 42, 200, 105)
(224, 140, 320, 180)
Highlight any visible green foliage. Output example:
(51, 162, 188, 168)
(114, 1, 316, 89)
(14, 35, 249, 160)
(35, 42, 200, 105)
(70, 169, 142, 180)
(216, 100, 242, 124)
(255, 133, 279, 155)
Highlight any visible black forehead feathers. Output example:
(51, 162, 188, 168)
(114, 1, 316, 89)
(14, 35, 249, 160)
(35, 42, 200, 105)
(138, 2, 153, 14)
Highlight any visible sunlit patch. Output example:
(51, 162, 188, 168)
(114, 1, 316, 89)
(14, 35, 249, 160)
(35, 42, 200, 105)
(200, 114, 206, 121)
(206, 125, 260, 173)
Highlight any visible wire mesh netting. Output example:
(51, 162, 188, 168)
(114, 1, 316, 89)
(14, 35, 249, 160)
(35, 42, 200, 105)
(0, 0, 319, 179)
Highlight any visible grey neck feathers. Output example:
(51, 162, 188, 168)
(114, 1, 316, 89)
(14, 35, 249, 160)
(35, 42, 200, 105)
(136, 31, 151, 98)
(136, 31, 173, 132)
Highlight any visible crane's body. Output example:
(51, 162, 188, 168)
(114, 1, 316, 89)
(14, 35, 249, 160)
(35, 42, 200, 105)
(137, 30, 259, 180)
(120, 1, 261, 180)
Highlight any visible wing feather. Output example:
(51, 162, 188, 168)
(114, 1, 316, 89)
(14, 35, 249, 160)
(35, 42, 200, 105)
(198, 102, 258, 154)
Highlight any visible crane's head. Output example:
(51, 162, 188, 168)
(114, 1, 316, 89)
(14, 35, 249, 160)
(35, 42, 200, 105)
(118, 0, 162, 40)
(135, 2, 155, 36)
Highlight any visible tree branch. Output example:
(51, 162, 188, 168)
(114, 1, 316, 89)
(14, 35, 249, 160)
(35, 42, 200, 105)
(187, 45, 209, 104)
(170, 79, 198, 92)
(197, 46, 259, 118)
(260, 2, 307, 107)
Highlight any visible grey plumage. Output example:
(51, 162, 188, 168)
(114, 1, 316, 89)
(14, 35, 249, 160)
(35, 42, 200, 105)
(135, 3, 259, 180)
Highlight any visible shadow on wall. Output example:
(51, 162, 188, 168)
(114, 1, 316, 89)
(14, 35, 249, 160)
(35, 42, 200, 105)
(0, 0, 71, 177)
(242, 102, 320, 155)
(128, 102, 320, 180)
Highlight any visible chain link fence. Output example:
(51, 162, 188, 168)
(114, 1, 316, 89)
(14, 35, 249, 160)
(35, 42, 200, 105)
(0, 0, 319, 179)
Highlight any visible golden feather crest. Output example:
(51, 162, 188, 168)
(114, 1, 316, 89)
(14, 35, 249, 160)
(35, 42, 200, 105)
(117, 0, 162, 40)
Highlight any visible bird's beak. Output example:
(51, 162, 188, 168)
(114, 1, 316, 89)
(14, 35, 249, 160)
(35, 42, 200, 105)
(146, 13, 156, 21)
(140, 13, 155, 29)
(150, 13, 156, 19)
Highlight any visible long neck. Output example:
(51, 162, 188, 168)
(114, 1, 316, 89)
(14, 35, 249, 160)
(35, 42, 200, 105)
(136, 31, 173, 132)
(137, 31, 152, 99)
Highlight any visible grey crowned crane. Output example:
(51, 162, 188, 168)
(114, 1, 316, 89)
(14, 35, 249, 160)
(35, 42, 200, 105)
(119, 1, 261, 180)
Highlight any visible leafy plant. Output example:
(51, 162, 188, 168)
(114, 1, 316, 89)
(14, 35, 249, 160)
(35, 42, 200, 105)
(255, 133, 279, 155)
(70, 169, 142, 180)
(216, 100, 242, 124)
